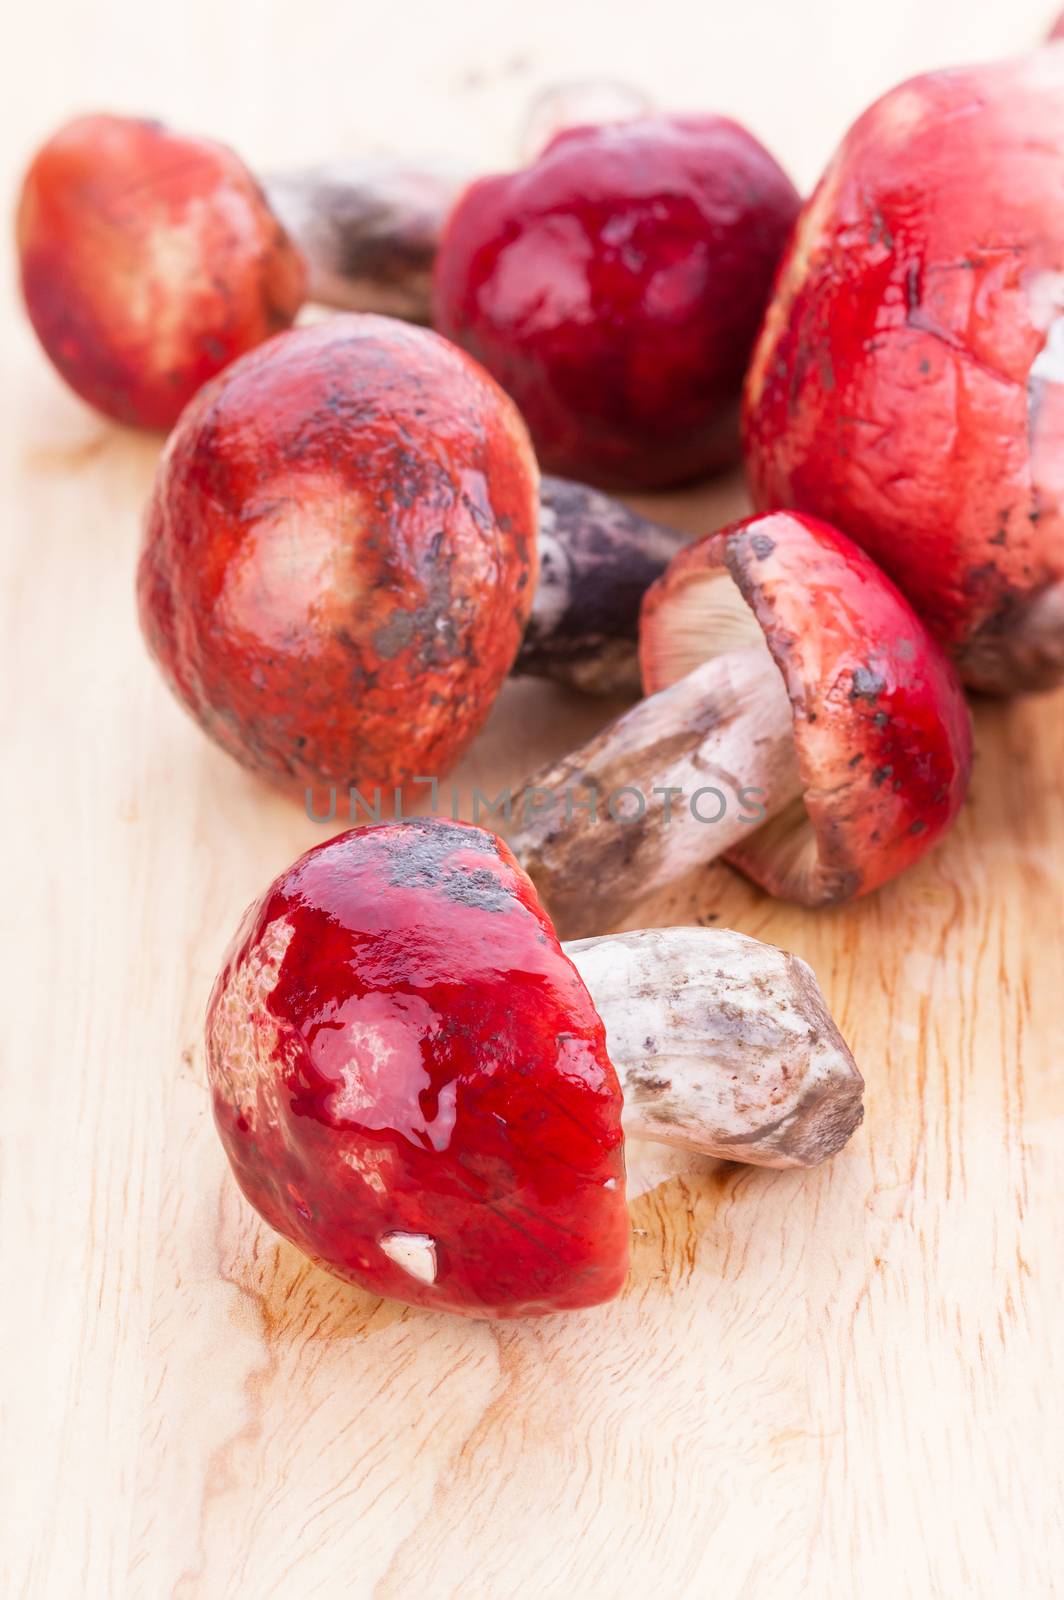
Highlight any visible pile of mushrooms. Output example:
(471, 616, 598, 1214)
(23, 72, 1036, 1328)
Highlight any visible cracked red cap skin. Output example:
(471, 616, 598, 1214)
(640, 511, 973, 904)
(433, 114, 800, 491)
(137, 315, 539, 794)
(16, 114, 306, 430)
(742, 55, 1064, 694)
(206, 819, 629, 1318)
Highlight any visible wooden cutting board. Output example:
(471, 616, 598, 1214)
(3, 2, 1062, 1594)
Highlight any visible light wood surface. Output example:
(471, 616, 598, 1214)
(3, 3, 1062, 1596)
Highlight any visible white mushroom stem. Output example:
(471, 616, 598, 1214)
(564, 927, 864, 1170)
(507, 646, 802, 938)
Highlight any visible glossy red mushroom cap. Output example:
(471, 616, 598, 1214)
(640, 511, 973, 903)
(433, 113, 800, 490)
(17, 113, 306, 429)
(137, 315, 539, 794)
(206, 819, 629, 1318)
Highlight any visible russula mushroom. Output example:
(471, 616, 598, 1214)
(206, 818, 863, 1318)
(743, 52, 1064, 693)
(138, 314, 537, 793)
(16, 113, 305, 429)
(432, 113, 801, 490)
(507, 511, 973, 938)
(137, 313, 687, 794)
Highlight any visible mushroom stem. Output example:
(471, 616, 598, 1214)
(518, 477, 688, 693)
(563, 927, 864, 1169)
(507, 646, 802, 936)
(261, 159, 469, 322)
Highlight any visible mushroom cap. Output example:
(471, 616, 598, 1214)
(137, 315, 539, 793)
(742, 53, 1064, 692)
(16, 113, 306, 429)
(433, 113, 799, 490)
(640, 510, 973, 904)
(206, 819, 629, 1317)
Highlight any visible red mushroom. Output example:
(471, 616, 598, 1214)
(137, 315, 537, 792)
(137, 314, 689, 796)
(743, 53, 1064, 693)
(507, 511, 973, 937)
(207, 818, 863, 1317)
(431, 113, 801, 490)
(16, 114, 305, 429)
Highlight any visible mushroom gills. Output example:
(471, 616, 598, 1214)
(639, 564, 767, 686)
(641, 561, 829, 904)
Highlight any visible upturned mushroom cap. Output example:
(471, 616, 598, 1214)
(137, 315, 539, 794)
(206, 819, 629, 1318)
(17, 113, 306, 429)
(640, 510, 973, 904)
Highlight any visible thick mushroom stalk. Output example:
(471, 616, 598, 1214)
(565, 927, 863, 1169)
(262, 159, 469, 323)
(519, 477, 687, 692)
(206, 819, 861, 1318)
(507, 511, 973, 936)
(508, 646, 802, 933)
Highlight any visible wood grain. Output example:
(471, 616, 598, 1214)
(2, 3, 1062, 1595)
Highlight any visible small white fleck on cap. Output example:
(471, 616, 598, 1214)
(379, 1231, 438, 1284)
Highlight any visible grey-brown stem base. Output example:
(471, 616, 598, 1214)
(957, 579, 1064, 694)
(262, 160, 469, 322)
(516, 477, 688, 693)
